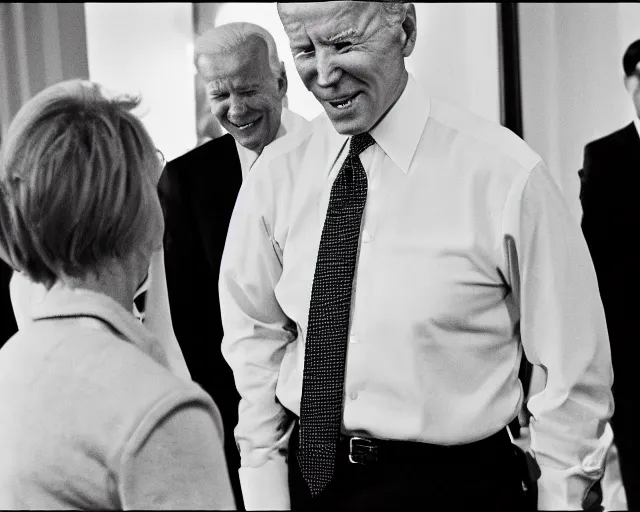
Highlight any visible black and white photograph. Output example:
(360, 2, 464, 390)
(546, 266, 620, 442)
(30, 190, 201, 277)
(1, 3, 640, 511)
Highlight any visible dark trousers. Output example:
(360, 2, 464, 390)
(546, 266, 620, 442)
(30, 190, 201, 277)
(289, 424, 529, 511)
(219, 401, 243, 511)
(0, 261, 18, 349)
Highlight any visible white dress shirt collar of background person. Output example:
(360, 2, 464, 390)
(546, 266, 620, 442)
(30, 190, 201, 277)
(235, 105, 310, 178)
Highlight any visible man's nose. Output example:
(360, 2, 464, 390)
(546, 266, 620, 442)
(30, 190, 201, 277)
(227, 96, 248, 119)
(316, 50, 340, 88)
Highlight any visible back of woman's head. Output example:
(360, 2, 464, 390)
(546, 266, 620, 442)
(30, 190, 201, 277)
(0, 80, 164, 288)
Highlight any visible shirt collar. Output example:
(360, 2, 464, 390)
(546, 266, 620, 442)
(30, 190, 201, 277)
(634, 116, 640, 141)
(30, 283, 170, 370)
(236, 106, 297, 179)
(236, 141, 260, 179)
(324, 73, 430, 175)
(369, 73, 430, 174)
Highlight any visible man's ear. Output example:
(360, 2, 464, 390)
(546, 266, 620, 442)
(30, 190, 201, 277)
(277, 62, 288, 100)
(400, 3, 417, 58)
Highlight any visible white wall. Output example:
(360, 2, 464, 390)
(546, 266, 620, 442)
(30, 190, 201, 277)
(214, 3, 500, 123)
(84, 3, 197, 162)
(407, 3, 500, 124)
(519, 3, 640, 220)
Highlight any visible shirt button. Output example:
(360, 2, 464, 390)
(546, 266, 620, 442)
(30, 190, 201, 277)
(348, 391, 359, 400)
(362, 230, 373, 243)
(349, 334, 359, 344)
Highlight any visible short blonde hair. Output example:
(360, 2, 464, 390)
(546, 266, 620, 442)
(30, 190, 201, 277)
(0, 80, 163, 288)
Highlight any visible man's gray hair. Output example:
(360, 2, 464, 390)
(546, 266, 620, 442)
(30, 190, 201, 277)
(195, 22, 283, 79)
(381, 2, 410, 26)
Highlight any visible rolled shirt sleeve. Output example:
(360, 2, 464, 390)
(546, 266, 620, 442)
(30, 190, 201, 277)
(503, 162, 614, 510)
(219, 168, 297, 510)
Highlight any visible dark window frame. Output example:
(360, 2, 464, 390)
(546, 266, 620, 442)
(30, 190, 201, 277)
(498, 3, 532, 435)
(497, 3, 523, 138)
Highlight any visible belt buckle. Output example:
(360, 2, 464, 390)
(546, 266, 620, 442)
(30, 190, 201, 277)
(349, 436, 378, 465)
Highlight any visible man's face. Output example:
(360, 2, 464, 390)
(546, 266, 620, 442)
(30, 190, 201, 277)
(625, 70, 640, 119)
(278, 2, 414, 135)
(199, 37, 286, 154)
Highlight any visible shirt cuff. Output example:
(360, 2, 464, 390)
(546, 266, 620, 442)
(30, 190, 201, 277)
(239, 457, 290, 510)
(536, 464, 603, 511)
(533, 423, 612, 510)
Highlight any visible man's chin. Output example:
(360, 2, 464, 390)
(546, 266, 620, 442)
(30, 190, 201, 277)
(326, 116, 369, 136)
(235, 134, 263, 153)
(229, 129, 256, 148)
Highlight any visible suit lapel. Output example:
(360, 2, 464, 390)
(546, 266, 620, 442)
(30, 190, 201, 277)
(623, 122, 640, 151)
(621, 123, 640, 177)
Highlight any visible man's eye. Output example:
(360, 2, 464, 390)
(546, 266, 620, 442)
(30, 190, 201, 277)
(209, 93, 227, 101)
(335, 41, 352, 52)
(294, 48, 314, 59)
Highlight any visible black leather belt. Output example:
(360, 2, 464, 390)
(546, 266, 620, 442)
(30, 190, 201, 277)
(338, 428, 512, 466)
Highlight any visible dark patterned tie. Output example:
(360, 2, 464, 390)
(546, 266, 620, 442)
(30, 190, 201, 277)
(297, 132, 376, 496)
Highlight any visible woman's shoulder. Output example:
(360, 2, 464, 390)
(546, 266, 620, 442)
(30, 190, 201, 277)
(2, 318, 212, 414)
(0, 320, 222, 509)
(2, 317, 221, 449)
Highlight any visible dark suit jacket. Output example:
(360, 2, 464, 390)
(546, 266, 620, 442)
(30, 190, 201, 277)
(0, 261, 18, 349)
(158, 133, 244, 509)
(580, 121, 640, 505)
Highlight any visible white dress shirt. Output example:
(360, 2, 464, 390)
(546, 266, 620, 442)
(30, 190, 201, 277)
(235, 106, 310, 179)
(219, 74, 614, 511)
(634, 115, 640, 140)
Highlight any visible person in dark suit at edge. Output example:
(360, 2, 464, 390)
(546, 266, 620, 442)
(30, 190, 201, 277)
(579, 38, 640, 511)
(0, 262, 18, 349)
(0, 133, 18, 348)
(158, 22, 309, 510)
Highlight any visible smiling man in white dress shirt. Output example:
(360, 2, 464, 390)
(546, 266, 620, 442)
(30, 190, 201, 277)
(219, 2, 614, 510)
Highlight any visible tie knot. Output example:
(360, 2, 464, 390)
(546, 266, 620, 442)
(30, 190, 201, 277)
(349, 132, 375, 157)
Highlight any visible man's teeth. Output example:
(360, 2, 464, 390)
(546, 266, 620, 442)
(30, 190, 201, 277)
(331, 95, 356, 109)
(234, 121, 255, 130)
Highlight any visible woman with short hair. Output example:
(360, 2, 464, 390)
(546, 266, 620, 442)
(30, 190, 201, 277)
(0, 80, 235, 510)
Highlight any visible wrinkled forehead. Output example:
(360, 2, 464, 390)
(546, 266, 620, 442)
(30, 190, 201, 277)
(198, 36, 270, 83)
(278, 1, 383, 41)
